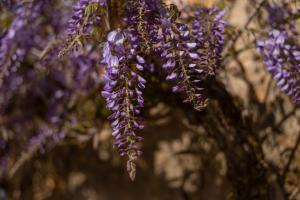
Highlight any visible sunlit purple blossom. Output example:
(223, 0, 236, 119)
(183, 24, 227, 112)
(102, 30, 146, 180)
(192, 7, 225, 75)
(159, 7, 225, 110)
(257, 29, 300, 103)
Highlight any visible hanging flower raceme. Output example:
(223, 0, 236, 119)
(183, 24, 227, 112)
(158, 6, 225, 111)
(59, 0, 106, 56)
(101, 30, 146, 180)
(125, 0, 162, 54)
(67, 0, 106, 36)
(192, 7, 225, 76)
(160, 18, 208, 110)
(257, 30, 300, 103)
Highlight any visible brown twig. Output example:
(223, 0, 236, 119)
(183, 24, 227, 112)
(8, 131, 53, 178)
(282, 131, 300, 182)
(275, 109, 298, 130)
(226, 0, 267, 50)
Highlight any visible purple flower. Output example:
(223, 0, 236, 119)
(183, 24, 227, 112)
(263, 1, 296, 31)
(192, 7, 225, 75)
(102, 30, 146, 180)
(161, 20, 207, 110)
(67, 0, 106, 36)
(126, 0, 162, 54)
(60, 0, 106, 56)
(0, 0, 18, 10)
(0, 0, 45, 87)
(27, 129, 52, 153)
(158, 6, 225, 111)
(257, 30, 300, 103)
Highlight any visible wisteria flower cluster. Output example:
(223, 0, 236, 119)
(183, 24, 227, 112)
(61, 0, 226, 178)
(0, 0, 102, 176)
(258, 30, 300, 103)
(159, 7, 225, 110)
(263, 0, 298, 31)
(101, 30, 146, 180)
(0, 0, 226, 180)
(258, 1, 300, 103)
(59, 0, 107, 56)
(2, 1, 300, 198)
(0, 0, 44, 87)
(97, 1, 225, 178)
